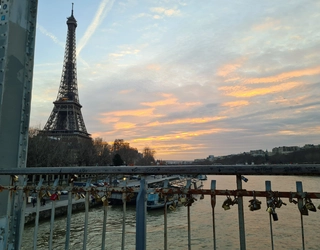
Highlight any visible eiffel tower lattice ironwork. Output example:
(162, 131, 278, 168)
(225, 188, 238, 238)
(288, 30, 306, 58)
(41, 5, 90, 140)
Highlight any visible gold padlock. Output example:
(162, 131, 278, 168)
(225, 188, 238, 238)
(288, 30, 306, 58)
(223, 204, 231, 210)
(305, 201, 316, 212)
(180, 197, 187, 203)
(267, 207, 273, 214)
(95, 194, 101, 201)
(101, 195, 107, 202)
(11, 175, 19, 182)
(222, 198, 231, 210)
(169, 205, 176, 211)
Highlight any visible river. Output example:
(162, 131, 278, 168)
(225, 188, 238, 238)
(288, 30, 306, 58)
(22, 175, 320, 249)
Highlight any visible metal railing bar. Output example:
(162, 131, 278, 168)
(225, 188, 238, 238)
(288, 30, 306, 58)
(211, 180, 216, 250)
(83, 180, 91, 250)
(187, 205, 191, 250)
(163, 179, 169, 250)
(49, 178, 59, 250)
(265, 181, 274, 250)
(101, 200, 108, 250)
(1, 164, 320, 175)
(16, 178, 28, 250)
(65, 180, 73, 250)
(164, 195, 168, 250)
(33, 178, 43, 250)
(136, 178, 146, 250)
(121, 182, 126, 250)
(186, 179, 192, 250)
(236, 175, 246, 250)
(296, 181, 305, 250)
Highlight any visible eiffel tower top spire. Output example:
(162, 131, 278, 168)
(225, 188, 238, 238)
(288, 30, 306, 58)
(41, 5, 90, 139)
(56, 3, 78, 103)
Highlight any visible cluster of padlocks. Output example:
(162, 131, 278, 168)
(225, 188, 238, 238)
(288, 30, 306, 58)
(222, 191, 320, 221)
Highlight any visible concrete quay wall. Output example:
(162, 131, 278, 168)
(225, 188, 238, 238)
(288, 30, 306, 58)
(24, 200, 101, 225)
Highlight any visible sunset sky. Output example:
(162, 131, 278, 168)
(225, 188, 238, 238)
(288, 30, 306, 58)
(31, 0, 320, 160)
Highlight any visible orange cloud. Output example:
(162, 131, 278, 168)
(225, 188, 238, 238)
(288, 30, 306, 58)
(146, 116, 226, 127)
(140, 143, 206, 157)
(99, 108, 163, 124)
(217, 63, 242, 77)
(114, 122, 136, 130)
(244, 66, 320, 84)
(132, 127, 240, 143)
(219, 81, 302, 97)
(141, 98, 178, 107)
(101, 108, 156, 117)
(221, 100, 249, 108)
(141, 94, 202, 107)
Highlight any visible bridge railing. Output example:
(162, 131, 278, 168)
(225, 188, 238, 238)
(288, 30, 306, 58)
(1, 164, 320, 250)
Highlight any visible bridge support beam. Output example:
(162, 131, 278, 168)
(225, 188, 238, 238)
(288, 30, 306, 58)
(0, 1, 38, 249)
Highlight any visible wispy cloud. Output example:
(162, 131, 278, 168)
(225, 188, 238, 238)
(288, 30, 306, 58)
(150, 7, 181, 17)
(99, 108, 161, 122)
(244, 66, 320, 84)
(37, 24, 64, 47)
(132, 127, 239, 143)
(145, 116, 227, 127)
(37, 24, 90, 68)
(221, 100, 249, 108)
(219, 81, 302, 98)
(77, 0, 115, 56)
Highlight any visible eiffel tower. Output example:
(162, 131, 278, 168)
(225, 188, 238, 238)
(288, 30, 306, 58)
(41, 4, 91, 140)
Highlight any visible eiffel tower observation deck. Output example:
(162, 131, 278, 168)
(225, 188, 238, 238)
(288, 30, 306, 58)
(41, 4, 91, 140)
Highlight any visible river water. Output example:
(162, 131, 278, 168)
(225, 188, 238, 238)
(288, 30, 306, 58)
(22, 175, 320, 249)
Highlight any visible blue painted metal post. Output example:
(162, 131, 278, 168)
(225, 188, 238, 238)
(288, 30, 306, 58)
(211, 180, 216, 250)
(0, 1, 38, 249)
(136, 178, 147, 250)
(236, 175, 246, 250)
(265, 181, 274, 250)
(296, 181, 305, 250)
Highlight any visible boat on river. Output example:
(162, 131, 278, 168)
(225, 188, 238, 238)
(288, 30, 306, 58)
(147, 193, 179, 210)
(197, 174, 207, 180)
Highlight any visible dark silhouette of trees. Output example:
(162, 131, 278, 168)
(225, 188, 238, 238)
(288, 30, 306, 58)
(111, 139, 139, 165)
(27, 128, 151, 167)
(93, 137, 112, 165)
(112, 153, 124, 166)
(136, 147, 156, 165)
(213, 148, 320, 165)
